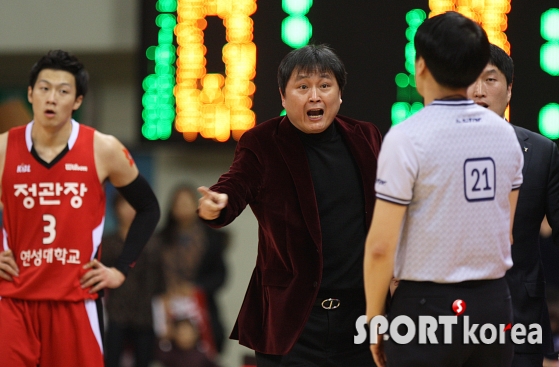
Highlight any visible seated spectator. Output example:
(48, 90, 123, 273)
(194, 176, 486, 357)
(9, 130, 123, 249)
(155, 316, 221, 367)
(158, 184, 229, 354)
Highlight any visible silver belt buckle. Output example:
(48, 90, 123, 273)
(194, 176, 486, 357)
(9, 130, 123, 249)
(321, 298, 340, 310)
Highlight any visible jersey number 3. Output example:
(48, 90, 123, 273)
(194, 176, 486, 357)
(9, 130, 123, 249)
(42, 214, 56, 245)
(464, 158, 495, 202)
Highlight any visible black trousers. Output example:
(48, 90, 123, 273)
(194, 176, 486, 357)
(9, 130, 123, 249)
(385, 278, 514, 367)
(104, 321, 155, 367)
(255, 290, 375, 367)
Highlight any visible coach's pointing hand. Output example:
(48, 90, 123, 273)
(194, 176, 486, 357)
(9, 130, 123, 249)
(198, 186, 228, 220)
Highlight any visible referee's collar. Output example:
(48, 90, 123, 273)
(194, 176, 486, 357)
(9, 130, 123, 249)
(431, 99, 475, 107)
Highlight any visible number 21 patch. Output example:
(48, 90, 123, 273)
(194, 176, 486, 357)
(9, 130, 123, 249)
(464, 157, 495, 202)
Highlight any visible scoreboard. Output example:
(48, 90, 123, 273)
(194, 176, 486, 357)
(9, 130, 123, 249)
(139, 1, 559, 144)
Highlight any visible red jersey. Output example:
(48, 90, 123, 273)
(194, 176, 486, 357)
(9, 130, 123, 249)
(0, 121, 106, 301)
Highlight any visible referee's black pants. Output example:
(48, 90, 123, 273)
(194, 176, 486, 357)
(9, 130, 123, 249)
(255, 289, 375, 367)
(511, 352, 544, 367)
(385, 277, 514, 367)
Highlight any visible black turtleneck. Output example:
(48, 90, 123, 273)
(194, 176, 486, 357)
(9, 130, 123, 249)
(297, 122, 366, 291)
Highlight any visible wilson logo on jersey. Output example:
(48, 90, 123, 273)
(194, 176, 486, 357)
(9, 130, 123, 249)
(16, 164, 31, 173)
(65, 163, 88, 172)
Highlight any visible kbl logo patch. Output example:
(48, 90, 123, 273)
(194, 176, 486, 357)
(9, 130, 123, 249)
(16, 164, 31, 173)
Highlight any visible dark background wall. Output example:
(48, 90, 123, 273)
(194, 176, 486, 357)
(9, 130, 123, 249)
(508, 0, 559, 134)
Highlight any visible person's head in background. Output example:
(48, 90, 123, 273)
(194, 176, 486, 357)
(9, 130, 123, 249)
(414, 11, 490, 103)
(467, 43, 513, 118)
(277, 44, 347, 134)
(161, 184, 200, 241)
(171, 317, 200, 351)
(113, 193, 136, 239)
(27, 50, 89, 126)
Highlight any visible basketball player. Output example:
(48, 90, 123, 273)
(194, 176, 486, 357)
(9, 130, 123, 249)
(0, 50, 160, 367)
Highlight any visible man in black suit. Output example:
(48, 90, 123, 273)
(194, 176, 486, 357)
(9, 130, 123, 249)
(468, 43, 559, 367)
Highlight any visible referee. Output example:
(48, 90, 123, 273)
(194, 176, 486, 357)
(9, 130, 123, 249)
(364, 12, 524, 367)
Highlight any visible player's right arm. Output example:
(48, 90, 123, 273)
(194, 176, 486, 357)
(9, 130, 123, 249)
(0, 132, 19, 282)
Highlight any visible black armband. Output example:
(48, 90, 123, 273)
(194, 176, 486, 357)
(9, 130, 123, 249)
(114, 174, 160, 276)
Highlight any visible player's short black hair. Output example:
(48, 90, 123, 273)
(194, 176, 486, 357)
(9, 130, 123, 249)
(277, 44, 347, 96)
(488, 44, 514, 86)
(415, 11, 490, 89)
(29, 49, 89, 98)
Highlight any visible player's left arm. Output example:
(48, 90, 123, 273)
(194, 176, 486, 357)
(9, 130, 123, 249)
(364, 199, 407, 367)
(80, 132, 160, 293)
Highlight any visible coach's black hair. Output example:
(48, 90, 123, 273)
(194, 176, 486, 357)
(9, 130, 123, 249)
(277, 44, 347, 95)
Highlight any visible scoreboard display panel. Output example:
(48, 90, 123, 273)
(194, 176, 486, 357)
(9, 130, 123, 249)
(139, 1, 559, 144)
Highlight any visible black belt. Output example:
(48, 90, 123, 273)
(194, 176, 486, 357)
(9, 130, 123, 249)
(313, 288, 365, 310)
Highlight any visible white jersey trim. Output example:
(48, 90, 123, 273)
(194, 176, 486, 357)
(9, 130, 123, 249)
(91, 217, 105, 261)
(376, 193, 411, 205)
(68, 120, 80, 150)
(84, 299, 103, 353)
(431, 99, 476, 107)
(25, 122, 33, 152)
(25, 120, 80, 151)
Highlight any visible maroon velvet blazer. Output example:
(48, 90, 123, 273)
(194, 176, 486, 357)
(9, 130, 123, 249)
(206, 115, 382, 354)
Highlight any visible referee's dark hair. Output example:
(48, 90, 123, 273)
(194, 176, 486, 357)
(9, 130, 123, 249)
(277, 44, 347, 96)
(415, 11, 489, 89)
(488, 43, 514, 87)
